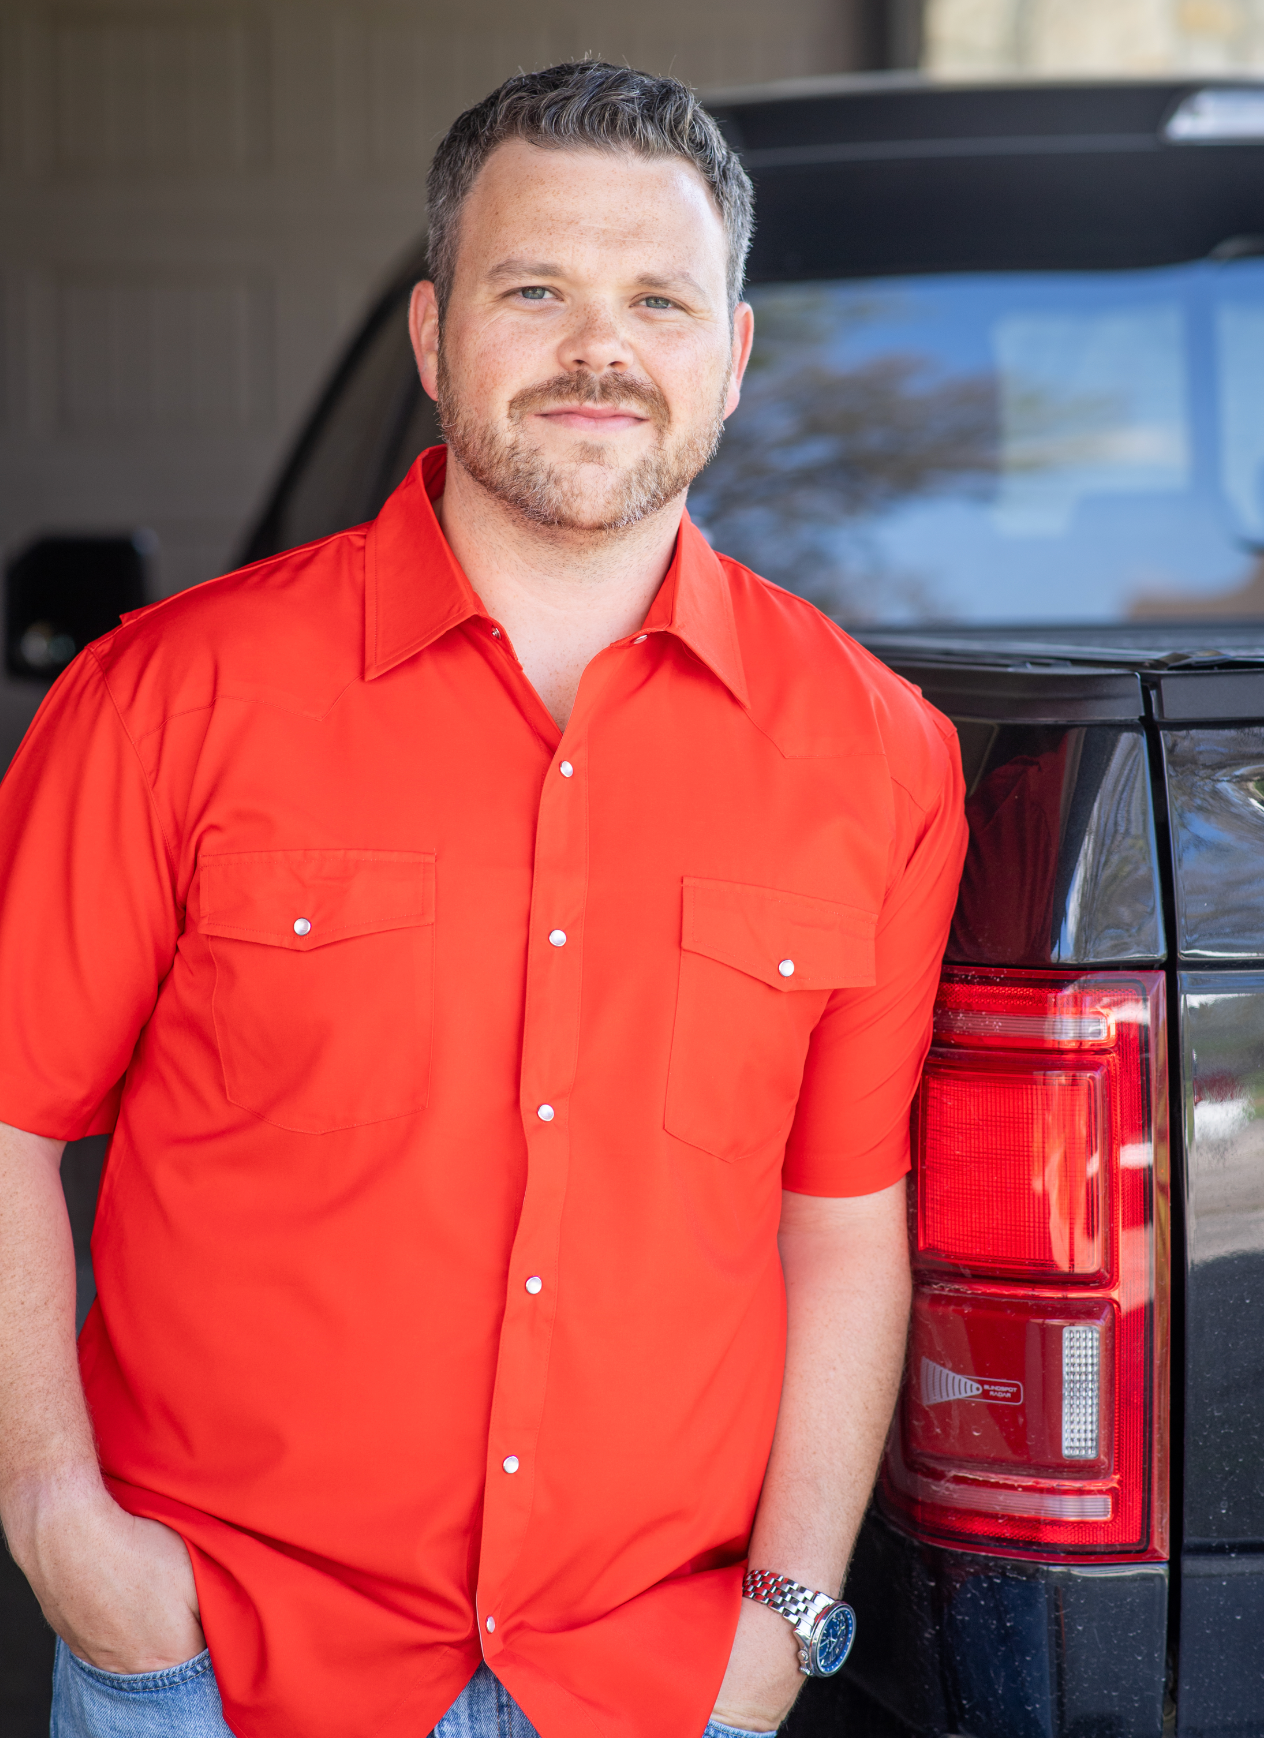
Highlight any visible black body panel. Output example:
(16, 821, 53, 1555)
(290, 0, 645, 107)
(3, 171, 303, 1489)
(1177, 1554, 1264, 1736)
(867, 658, 1146, 724)
(833, 1510, 1167, 1738)
(717, 76, 1211, 158)
(730, 149, 1264, 283)
(711, 79, 1264, 282)
(1156, 673, 1264, 722)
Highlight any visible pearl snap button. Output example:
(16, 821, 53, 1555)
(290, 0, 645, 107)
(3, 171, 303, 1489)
(548, 929, 567, 947)
(778, 959, 795, 977)
(525, 1275, 543, 1294)
(485, 1615, 496, 1633)
(633, 633, 647, 643)
(502, 1455, 519, 1474)
(537, 1104, 555, 1122)
(559, 760, 573, 777)
(293, 918, 312, 936)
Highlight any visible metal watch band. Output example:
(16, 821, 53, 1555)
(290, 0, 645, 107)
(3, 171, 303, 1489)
(742, 1569, 830, 1629)
(741, 1569, 856, 1678)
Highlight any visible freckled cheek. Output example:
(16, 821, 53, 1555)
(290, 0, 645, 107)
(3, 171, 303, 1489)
(457, 324, 557, 412)
(647, 342, 730, 422)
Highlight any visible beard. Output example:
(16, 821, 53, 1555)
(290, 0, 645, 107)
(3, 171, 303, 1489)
(437, 355, 729, 533)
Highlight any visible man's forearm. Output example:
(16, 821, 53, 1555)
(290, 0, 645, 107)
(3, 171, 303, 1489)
(0, 1120, 101, 1560)
(0, 1121, 205, 1671)
(712, 1178, 912, 1729)
(749, 1179, 912, 1594)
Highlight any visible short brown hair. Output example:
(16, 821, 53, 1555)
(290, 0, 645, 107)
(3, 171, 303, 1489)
(425, 61, 754, 317)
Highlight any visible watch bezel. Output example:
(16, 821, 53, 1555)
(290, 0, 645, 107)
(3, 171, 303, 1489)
(805, 1600, 856, 1676)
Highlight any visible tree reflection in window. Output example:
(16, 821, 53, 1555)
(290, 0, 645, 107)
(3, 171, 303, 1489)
(691, 286, 998, 621)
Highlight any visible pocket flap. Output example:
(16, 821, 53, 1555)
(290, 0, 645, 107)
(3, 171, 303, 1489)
(200, 850, 435, 950)
(682, 877, 876, 990)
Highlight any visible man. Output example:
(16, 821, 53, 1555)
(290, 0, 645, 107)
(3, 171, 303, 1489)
(0, 62, 965, 1738)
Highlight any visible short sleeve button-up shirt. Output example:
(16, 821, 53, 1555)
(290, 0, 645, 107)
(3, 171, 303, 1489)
(0, 447, 966, 1738)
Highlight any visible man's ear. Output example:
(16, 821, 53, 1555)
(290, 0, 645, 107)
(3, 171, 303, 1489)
(409, 281, 441, 403)
(723, 302, 755, 421)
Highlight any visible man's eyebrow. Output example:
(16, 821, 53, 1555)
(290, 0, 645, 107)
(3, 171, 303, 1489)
(486, 259, 566, 282)
(632, 272, 708, 300)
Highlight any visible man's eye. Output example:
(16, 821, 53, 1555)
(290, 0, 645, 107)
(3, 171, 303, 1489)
(641, 296, 673, 310)
(519, 286, 551, 301)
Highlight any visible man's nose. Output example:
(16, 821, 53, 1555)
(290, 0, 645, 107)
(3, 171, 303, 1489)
(557, 301, 632, 375)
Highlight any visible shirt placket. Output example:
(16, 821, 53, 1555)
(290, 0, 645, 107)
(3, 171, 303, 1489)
(475, 683, 598, 1654)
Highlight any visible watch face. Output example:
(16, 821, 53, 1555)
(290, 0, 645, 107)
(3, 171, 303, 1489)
(810, 1604, 856, 1676)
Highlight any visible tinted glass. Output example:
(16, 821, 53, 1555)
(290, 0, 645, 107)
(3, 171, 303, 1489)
(1164, 727, 1264, 958)
(1178, 973, 1264, 1543)
(692, 258, 1264, 624)
(948, 725, 1163, 967)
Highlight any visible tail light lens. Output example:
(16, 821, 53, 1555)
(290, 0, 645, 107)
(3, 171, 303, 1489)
(881, 968, 1169, 1560)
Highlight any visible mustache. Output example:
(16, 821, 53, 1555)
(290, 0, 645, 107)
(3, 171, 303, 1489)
(508, 370, 669, 425)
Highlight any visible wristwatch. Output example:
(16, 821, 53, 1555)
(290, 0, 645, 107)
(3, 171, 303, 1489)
(741, 1569, 856, 1677)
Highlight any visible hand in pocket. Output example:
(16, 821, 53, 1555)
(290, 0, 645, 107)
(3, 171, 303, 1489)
(23, 1484, 205, 1674)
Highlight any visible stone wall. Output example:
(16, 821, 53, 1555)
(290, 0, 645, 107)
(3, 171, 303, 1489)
(0, 0, 866, 601)
(925, 0, 1264, 76)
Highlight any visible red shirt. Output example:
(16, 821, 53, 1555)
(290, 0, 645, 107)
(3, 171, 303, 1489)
(0, 448, 965, 1738)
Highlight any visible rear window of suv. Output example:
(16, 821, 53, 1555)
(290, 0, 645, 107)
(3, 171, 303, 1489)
(691, 257, 1264, 625)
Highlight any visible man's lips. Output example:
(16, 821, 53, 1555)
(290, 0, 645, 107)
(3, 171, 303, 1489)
(533, 405, 649, 433)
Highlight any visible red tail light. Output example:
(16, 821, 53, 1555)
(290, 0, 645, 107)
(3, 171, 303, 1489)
(881, 968, 1169, 1560)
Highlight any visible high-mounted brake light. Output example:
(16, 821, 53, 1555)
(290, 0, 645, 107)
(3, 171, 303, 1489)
(1164, 85, 1264, 143)
(882, 968, 1169, 1560)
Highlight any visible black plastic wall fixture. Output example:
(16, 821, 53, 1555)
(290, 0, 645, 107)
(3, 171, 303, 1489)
(4, 534, 151, 682)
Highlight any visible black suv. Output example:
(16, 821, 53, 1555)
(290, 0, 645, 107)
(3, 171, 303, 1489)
(10, 73, 1264, 1738)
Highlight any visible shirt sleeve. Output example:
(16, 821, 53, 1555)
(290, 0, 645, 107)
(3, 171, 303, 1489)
(782, 714, 967, 1196)
(0, 648, 180, 1141)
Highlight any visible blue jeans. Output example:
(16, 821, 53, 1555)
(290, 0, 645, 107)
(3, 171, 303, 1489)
(51, 1641, 232, 1736)
(52, 1643, 778, 1736)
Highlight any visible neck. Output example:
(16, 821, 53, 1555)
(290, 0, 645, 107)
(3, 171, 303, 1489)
(433, 454, 686, 729)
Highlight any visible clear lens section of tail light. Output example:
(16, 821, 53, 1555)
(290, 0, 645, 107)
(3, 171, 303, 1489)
(1062, 1324, 1101, 1459)
(881, 968, 1169, 1560)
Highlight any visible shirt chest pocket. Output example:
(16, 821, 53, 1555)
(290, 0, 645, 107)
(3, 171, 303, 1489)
(199, 849, 435, 1135)
(665, 877, 877, 1162)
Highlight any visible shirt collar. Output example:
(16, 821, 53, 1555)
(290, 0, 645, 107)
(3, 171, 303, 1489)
(365, 446, 748, 710)
(364, 446, 479, 681)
